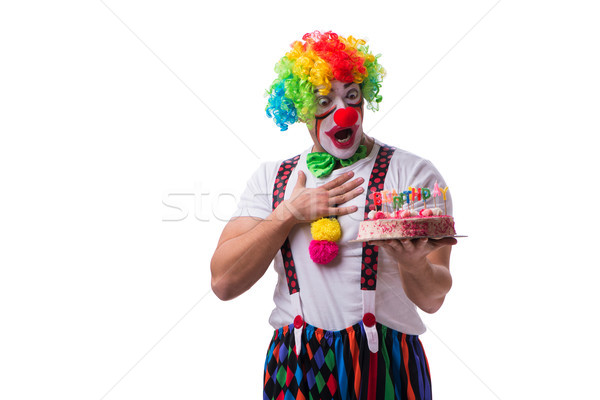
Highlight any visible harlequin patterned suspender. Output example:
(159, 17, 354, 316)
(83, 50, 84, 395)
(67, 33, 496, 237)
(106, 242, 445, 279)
(361, 145, 396, 291)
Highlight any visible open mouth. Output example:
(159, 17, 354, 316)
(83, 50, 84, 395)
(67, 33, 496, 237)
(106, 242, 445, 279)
(325, 125, 357, 149)
(334, 128, 353, 143)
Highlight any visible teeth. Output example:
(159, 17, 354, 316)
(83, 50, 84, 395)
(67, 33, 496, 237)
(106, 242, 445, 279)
(338, 136, 351, 143)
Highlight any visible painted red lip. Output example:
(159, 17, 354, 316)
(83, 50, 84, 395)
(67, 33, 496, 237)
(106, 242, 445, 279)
(324, 125, 358, 149)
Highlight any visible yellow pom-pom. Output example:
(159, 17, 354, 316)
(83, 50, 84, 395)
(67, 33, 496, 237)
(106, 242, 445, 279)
(311, 218, 341, 242)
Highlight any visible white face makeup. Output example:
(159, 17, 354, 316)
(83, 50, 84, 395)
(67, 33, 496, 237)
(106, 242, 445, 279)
(311, 81, 364, 160)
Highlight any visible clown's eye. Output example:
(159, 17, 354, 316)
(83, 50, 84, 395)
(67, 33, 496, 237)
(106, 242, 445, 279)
(317, 96, 331, 107)
(347, 89, 360, 101)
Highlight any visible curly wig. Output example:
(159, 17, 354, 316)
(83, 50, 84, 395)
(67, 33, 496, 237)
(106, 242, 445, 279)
(266, 31, 385, 131)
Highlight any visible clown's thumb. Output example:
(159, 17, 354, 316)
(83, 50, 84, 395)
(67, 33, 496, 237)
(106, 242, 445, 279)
(296, 170, 306, 188)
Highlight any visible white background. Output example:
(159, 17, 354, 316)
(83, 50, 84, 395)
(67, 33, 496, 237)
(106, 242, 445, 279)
(1, 1, 599, 399)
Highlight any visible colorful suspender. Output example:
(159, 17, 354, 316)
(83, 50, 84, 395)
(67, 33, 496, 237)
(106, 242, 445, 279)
(361, 146, 395, 291)
(272, 154, 301, 295)
(359, 145, 395, 352)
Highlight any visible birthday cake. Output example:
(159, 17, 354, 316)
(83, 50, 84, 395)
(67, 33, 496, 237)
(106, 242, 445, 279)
(356, 210, 456, 241)
(354, 182, 458, 241)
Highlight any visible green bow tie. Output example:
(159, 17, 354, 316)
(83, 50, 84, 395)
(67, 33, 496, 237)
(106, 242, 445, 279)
(306, 145, 368, 178)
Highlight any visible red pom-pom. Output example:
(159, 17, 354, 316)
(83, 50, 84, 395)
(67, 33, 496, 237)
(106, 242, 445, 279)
(309, 240, 338, 264)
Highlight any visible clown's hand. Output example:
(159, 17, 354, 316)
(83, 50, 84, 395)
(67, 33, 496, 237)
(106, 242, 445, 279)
(368, 237, 457, 273)
(280, 171, 364, 224)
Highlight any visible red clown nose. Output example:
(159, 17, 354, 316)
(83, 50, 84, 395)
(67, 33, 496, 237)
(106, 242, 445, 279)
(333, 107, 358, 127)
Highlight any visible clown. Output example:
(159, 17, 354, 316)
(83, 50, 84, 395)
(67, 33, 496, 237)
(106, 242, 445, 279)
(266, 31, 383, 161)
(212, 31, 456, 400)
(266, 32, 386, 265)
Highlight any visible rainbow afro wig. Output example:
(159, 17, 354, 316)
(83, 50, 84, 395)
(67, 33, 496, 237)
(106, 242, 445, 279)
(266, 31, 385, 131)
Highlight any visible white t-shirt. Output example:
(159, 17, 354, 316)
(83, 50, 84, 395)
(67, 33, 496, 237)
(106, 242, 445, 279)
(232, 138, 453, 335)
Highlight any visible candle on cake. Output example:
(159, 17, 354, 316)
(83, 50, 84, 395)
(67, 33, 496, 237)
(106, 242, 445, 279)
(440, 186, 449, 215)
(422, 187, 431, 209)
(373, 191, 382, 211)
(432, 181, 441, 209)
